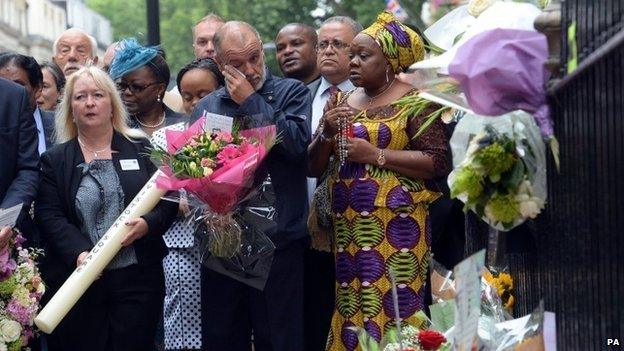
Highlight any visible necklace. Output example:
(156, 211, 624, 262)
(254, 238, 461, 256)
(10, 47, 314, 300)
(365, 78, 396, 107)
(78, 137, 110, 158)
(136, 112, 166, 129)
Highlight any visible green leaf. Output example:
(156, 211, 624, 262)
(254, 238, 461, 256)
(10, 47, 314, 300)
(567, 21, 578, 73)
(452, 31, 465, 45)
(414, 107, 447, 138)
(504, 160, 525, 190)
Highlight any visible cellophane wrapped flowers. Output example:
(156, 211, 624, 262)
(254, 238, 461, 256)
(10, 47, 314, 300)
(0, 231, 44, 350)
(448, 111, 547, 231)
(151, 116, 277, 258)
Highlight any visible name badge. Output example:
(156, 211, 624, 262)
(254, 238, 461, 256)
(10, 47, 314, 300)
(119, 159, 140, 171)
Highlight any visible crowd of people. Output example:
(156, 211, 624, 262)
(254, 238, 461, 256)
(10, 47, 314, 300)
(0, 10, 465, 351)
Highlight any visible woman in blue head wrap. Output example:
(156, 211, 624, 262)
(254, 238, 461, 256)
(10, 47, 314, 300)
(109, 39, 186, 135)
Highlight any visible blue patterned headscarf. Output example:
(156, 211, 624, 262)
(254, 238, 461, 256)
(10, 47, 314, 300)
(109, 38, 159, 80)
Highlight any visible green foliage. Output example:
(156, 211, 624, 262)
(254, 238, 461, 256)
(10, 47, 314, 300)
(7, 339, 23, 351)
(87, 0, 426, 79)
(0, 275, 17, 296)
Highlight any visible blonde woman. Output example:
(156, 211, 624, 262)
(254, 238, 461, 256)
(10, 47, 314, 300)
(35, 65, 177, 351)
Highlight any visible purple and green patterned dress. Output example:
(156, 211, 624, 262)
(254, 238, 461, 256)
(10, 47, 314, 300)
(325, 90, 449, 351)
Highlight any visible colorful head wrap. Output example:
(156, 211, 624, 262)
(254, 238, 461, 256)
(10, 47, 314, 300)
(362, 11, 425, 73)
(109, 38, 159, 80)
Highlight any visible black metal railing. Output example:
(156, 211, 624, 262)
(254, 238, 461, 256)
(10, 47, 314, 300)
(514, 1, 624, 349)
(464, 1, 624, 349)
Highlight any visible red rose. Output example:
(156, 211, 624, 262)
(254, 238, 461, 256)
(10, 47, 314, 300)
(418, 329, 446, 350)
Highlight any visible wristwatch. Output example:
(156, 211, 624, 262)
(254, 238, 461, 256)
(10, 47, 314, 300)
(376, 148, 386, 166)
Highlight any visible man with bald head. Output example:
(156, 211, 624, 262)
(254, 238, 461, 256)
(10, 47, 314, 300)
(52, 28, 98, 77)
(101, 41, 118, 72)
(275, 23, 319, 85)
(193, 13, 225, 59)
(191, 21, 310, 351)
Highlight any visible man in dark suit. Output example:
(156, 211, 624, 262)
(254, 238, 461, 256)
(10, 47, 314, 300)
(0, 53, 55, 151)
(294, 16, 361, 351)
(0, 78, 39, 249)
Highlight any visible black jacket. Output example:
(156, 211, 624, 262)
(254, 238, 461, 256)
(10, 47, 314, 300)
(0, 78, 39, 233)
(35, 131, 177, 287)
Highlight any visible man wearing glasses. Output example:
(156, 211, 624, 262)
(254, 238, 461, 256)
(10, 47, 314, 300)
(304, 15, 361, 351)
(52, 28, 98, 77)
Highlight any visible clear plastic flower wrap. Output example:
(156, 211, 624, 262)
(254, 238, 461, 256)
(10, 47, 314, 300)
(429, 258, 457, 304)
(428, 257, 512, 335)
(488, 301, 548, 351)
(448, 111, 547, 231)
(151, 115, 279, 289)
(480, 270, 513, 323)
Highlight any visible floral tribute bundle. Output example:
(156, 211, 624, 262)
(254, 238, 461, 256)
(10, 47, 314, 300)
(448, 111, 546, 231)
(483, 270, 514, 313)
(151, 116, 277, 258)
(383, 326, 448, 351)
(350, 320, 450, 351)
(0, 231, 44, 351)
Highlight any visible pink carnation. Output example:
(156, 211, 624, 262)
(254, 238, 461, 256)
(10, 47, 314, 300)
(216, 145, 241, 165)
(6, 298, 37, 325)
(22, 326, 34, 343)
(0, 248, 17, 280)
(200, 157, 215, 168)
(215, 132, 233, 143)
(14, 234, 26, 247)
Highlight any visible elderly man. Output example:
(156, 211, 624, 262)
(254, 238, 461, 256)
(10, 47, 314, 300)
(0, 78, 39, 250)
(191, 21, 310, 351)
(275, 23, 320, 85)
(301, 15, 362, 351)
(52, 28, 98, 77)
(193, 14, 225, 59)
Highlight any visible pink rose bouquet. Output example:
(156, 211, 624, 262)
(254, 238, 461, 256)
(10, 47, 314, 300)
(151, 116, 277, 258)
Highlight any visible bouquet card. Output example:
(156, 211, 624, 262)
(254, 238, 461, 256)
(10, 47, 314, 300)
(0, 203, 23, 228)
(202, 111, 234, 134)
(453, 249, 485, 351)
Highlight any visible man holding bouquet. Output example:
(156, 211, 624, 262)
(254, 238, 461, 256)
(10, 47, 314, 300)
(190, 21, 311, 351)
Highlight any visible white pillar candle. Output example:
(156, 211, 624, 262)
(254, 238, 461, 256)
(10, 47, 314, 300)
(35, 171, 167, 334)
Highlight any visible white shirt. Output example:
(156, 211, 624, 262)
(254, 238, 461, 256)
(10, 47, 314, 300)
(308, 77, 355, 204)
(33, 108, 46, 155)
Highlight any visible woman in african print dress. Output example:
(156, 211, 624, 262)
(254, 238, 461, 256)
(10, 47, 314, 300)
(308, 12, 450, 351)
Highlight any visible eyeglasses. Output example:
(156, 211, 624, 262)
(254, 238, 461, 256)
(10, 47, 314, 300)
(317, 40, 350, 52)
(116, 81, 160, 94)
